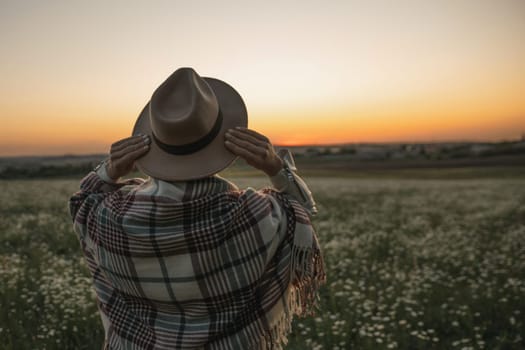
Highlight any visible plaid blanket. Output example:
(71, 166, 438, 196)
(70, 172, 325, 349)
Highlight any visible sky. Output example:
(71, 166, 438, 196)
(1, 0, 524, 156)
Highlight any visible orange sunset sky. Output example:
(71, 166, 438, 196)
(1, 0, 525, 156)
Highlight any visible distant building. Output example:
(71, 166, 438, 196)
(471, 144, 493, 155)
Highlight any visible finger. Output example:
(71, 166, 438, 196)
(225, 140, 259, 162)
(111, 135, 148, 153)
(111, 135, 143, 148)
(226, 129, 267, 148)
(119, 143, 150, 164)
(111, 135, 147, 153)
(111, 141, 149, 162)
(111, 136, 150, 160)
(225, 132, 267, 154)
(233, 127, 269, 142)
(225, 135, 267, 157)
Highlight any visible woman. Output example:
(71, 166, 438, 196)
(70, 67, 325, 349)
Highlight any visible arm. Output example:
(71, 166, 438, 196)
(268, 149, 317, 216)
(224, 127, 317, 216)
(69, 134, 151, 232)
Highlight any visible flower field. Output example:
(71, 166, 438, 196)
(1, 175, 524, 349)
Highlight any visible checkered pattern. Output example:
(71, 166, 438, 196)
(70, 172, 325, 349)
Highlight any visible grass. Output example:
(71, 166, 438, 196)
(220, 163, 525, 180)
(298, 166, 525, 180)
(1, 169, 524, 349)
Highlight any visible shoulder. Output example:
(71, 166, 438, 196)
(237, 187, 305, 223)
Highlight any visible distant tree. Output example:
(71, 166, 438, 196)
(341, 147, 356, 155)
(305, 147, 320, 156)
(0, 163, 95, 179)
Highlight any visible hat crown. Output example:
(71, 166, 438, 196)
(150, 67, 219, 146)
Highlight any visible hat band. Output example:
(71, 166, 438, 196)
(152, 111, 223, 155)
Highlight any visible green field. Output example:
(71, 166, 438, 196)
(1, 171, 524, 349)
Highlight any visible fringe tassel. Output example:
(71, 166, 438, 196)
(288, 243, 326, 317)
(249, 242, 326, 349)
(243, 189, 326, 350)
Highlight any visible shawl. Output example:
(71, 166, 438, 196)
(70, 172, 325, 349)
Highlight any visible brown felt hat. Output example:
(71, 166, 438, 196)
(132, 67, 248, 180)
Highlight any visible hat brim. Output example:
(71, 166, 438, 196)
(132, 77, 248, 181)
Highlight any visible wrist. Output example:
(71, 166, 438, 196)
(94, 159, 119, 183)
(264, 157, 284, 177)
(105, 163, 121, 181)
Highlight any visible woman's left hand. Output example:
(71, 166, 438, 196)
(224, 127, 283, 176)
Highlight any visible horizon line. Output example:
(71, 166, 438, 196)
(1, 137, 524, 159)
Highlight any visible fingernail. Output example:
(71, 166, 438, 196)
(225, 132, 231, 138)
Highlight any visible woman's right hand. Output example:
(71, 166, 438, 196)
(106, 134, 151, 180)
